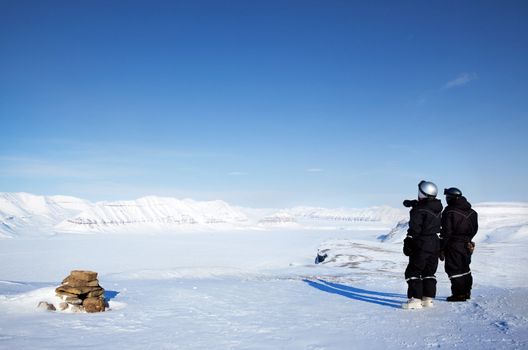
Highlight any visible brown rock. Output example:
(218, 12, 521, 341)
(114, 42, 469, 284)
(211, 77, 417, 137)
(83, 297, 105, 313)
(56, 285, 100, 296)
(56, 291, 79, 298)
(37, 301, 56, 311)
(58, 302, 69, 311)
(56, 285, 82, 295)
(86, 288, 105, 298)
(62, 276, 100, 287)
(69, 270, 98, 281)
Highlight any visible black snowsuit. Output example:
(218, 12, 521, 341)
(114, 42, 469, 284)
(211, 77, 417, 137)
(404, 198, 443, 299)
(440, 196, 478, 297)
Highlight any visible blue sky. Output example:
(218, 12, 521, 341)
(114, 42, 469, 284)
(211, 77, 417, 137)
(1, 0, 527, 207)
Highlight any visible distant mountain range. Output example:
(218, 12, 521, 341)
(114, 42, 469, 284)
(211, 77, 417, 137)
(1, 192, 527, 243)
(0, 192, 406, 237)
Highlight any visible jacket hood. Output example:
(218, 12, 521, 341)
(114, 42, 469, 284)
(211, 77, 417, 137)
(417, 197, 443, 213)
(448, 196, 472, 211)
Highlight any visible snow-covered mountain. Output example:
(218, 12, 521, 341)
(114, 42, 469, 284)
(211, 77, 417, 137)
(379, 202, 528, 243)
(281, 206, 405, 223)
(1, 192, 527, 240)
(258, 206, 406, 229)
(0, 193, 253, 236)
(56, 196, 249, 232)
(471, 202, 528, 242)
(258, 210, 301, 228)
(0, 192, 91, 237)
(0, 192, 409, 236)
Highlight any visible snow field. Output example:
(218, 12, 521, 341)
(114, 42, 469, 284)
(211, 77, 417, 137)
(0, 230, 527, 349)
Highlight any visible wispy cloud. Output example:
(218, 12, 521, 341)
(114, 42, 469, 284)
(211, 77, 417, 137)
(228, 171, 247, 176)
(10, 137, 232, 159)
(306, 168, 323, 173)
(443, 72, 478, 89)
(0, 138, 235, 181)
(0, 155, 144, 179)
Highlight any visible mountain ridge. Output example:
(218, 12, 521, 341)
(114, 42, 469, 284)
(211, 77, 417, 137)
(1, 192, 527, 242)
(0, 192, 406, 236)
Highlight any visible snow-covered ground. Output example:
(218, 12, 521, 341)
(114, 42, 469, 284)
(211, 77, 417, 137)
(1, 193, 527, 349)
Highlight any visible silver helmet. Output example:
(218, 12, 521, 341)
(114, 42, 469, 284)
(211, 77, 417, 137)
(418, 180, 438, 199)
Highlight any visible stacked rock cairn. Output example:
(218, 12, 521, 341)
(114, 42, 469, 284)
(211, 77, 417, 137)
(54, 270, 107, 312)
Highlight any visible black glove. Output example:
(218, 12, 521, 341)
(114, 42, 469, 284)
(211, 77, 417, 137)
(403, 199, 418, 208)
(439, 250, 445, 261)
(403, 237, 413, 256)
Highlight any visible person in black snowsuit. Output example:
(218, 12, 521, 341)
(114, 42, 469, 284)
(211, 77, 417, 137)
(402, 180, 443, 309)
(440, 187, 478, 302)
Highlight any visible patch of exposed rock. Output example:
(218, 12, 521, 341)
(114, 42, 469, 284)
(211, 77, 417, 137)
(38, 270, 107, 313)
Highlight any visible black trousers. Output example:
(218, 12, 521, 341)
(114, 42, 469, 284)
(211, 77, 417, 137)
(405, 249, 439, 299)
(444, 242, 473, 296)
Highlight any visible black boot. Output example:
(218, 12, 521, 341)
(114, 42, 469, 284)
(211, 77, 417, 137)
(447, 295, 467, 302)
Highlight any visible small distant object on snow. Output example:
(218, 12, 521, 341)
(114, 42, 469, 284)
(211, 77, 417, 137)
(37, 270, 108, 313)
(37, 301, 56, 311)
(315, 250, 328, 264)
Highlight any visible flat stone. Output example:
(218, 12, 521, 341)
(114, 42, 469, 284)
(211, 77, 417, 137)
(56, 285, 101, 296)
(37, 301, 56, 311)
(56, 291, 78, 298)
(56, 286, 82, 295)
(83, 297, 105, 313)
(62, 276, 100, 287)
(69, 270, 98, 281)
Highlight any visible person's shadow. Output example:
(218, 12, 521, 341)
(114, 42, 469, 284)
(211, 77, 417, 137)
(303, 279, 406, 309)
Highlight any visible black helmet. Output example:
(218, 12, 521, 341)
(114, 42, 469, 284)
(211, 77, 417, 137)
(444, 187, 462, 197)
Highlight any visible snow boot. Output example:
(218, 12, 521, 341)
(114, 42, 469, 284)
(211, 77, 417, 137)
(421, 297, 434, 308)
(446, 295, 467, 302)
(402, 298, 423, 309)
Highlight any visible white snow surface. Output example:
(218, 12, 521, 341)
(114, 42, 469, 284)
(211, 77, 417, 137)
(0, 230, 527, 349)
(1, 193, 528, 349)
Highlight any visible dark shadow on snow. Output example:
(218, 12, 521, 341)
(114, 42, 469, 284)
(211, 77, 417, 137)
(319, 280, 407, 299)
(104, 290, 120, 301)
(303, 279, 405, 309)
